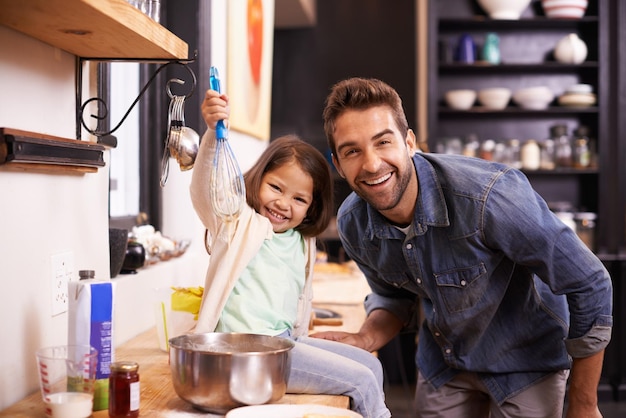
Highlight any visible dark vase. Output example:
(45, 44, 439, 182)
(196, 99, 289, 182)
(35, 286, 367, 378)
(109, 228, 129, 279)
(121, 240, 146, 274)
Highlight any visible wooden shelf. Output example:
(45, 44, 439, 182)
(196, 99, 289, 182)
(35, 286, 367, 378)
(438, 106, 599, 116)
(0, 0, 188, 59)
(0, 128, 105, 173)
(439, 62, 599, 73)
(439, 16, 599, 31)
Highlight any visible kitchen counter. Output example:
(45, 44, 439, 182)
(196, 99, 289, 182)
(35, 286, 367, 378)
(0, 328, 348, 418)
(0, 263, 370, 418)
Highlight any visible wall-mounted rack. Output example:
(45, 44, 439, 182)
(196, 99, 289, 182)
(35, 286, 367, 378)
(0, 128, 105, 173)
(77, 54, 198, 144)
(0, 0, 194, 173)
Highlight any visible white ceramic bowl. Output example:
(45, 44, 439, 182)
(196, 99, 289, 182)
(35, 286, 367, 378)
(477, 88, 512, 110)
(566, 83, 593, 94)
(542, 0, 588, 19)
(512, 86, 555, 110)
(558, 92, 597, 107)
(444, 89, 476, 110)
(478, 0, 532, 19)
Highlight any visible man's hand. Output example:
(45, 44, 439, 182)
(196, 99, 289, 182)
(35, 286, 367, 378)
(309, 331, 368, 350)
(310, 309, 404, 353)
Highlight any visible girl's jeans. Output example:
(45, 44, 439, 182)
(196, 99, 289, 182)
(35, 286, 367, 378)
(286, 335, 391, 418)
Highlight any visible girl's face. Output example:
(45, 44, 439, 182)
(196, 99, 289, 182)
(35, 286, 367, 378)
(258, 161, 313, 233)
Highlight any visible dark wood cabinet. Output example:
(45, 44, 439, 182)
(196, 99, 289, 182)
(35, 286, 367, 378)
(428, 0, 626, 400)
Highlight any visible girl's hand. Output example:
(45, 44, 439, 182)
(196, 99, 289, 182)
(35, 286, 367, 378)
(201, 90, 230, 130)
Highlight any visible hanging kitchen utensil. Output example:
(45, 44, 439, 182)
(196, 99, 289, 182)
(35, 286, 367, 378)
(208, 66, 246, 223)
(160, 79, 199, 187)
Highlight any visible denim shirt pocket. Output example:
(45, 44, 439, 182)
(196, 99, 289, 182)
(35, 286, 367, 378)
(434, 263, 488, 313)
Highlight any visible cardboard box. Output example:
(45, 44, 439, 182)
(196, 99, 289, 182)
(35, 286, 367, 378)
(69, 280, 115, 411)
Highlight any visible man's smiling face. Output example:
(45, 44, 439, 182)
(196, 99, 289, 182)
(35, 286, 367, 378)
(332, 105, 418, 225)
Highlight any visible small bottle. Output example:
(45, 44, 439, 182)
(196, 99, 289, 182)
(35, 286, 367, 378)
(480, 139, 495, 161)
(540, 139, 556, 170)
(463, 134, 480, 157)
(482, 33, 501, 65)
(574, 212, 597, 252)
(572, 126, 591, 169)
(521, 139, 540, 170)
(551, 124, 572, 168)
(507, 138, 522, 168)
(109, 361, 140, 417)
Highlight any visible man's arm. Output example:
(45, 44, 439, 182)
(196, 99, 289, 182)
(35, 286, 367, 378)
(565, 350, 604, 418)
(310, 308, 404, 352)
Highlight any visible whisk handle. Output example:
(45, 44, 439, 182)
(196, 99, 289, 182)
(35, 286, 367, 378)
(209, 66, 228, 139)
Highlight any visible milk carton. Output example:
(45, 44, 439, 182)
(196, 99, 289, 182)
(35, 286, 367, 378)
(68, 278, 115, 411)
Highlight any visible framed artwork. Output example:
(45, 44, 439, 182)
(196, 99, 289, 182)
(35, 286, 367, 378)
(227, 0, 275, 141)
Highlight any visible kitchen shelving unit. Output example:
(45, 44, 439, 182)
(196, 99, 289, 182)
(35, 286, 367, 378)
(427, 0, 602, 236)
(427, 0, 625, 400)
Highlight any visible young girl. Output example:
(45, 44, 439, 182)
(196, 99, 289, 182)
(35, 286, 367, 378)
(189, 89, 391, 418)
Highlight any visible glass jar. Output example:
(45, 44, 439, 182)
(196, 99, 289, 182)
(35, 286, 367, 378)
(521, 139, 540, 170)
(575, 212, 597, 252)
(540, 138, 556, 170)
(572, 126, 591, 168)
(551, 124, 572, 168)
(480, 139, 496, 161)
(507, 138, 522, 169)
(109, 361, 140, 417)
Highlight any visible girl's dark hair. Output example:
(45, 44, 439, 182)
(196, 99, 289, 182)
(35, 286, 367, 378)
(244, 135, 334, 237)
(323, 77, 409, 155)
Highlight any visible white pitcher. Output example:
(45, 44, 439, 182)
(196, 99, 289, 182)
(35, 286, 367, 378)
(554, 33, 588, 64)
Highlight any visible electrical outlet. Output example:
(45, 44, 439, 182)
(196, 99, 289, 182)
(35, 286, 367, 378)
(51, 252, 74, 316)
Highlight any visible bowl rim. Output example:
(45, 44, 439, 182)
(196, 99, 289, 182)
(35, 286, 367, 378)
(169, 332, 295, 355)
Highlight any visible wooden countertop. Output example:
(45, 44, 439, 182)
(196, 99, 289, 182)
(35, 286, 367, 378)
(0, 263, 369, 417)
(0, 329, 348, 418)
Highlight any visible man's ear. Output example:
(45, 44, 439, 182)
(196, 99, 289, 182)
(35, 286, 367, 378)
(405, 129, 418, 155)
(331, 153, 345, 179)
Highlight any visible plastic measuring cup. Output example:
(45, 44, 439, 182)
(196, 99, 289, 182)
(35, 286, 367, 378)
(36, 345, 98, 418)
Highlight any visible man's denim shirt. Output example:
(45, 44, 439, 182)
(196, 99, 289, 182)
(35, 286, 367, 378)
(337, 152, 613, 404)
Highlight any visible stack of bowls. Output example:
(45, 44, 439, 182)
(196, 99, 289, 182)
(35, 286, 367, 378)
(477, 88, 512, 110)
(512, 86, 555, 110)
(558, 84, 596, 107)
(444, 89, 476, 110)
(542, 0, 588, 19)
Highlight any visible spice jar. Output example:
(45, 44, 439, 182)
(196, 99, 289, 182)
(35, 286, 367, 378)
(109, 361, 140, 417)
(521, 139, 540, 170)
(572, 126, 591, 169)
(551, 124, 572, 168)
(540, 139, 556, 170)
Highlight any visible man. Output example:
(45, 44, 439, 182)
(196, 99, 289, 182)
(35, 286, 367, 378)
(312, 77, 612, 418)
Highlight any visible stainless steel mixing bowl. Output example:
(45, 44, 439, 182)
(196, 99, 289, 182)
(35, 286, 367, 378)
(169, 332, 294, 414)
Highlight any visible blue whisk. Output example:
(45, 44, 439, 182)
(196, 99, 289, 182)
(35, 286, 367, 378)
(208, 67, 246, 222)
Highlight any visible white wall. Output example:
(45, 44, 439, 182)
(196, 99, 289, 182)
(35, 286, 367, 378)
(0, 0, 268, 409)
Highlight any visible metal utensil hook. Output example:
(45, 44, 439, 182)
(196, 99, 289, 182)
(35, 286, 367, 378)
(78, 58, 197, 140)
(166, 77, 194, 100)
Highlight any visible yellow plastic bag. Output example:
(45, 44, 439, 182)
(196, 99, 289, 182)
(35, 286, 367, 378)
(170, 286, 204, 319)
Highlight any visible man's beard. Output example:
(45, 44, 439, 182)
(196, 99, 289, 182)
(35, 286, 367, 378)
(352, 160, 413, 212)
